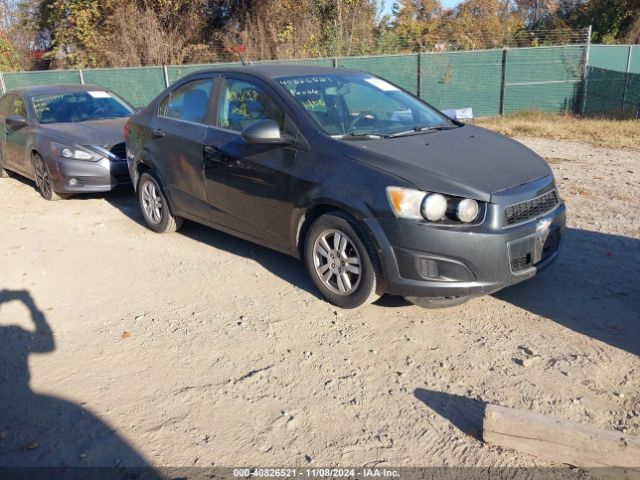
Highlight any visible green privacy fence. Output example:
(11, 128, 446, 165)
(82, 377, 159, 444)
(1, 45, 636, 117)
(584, 45, 640, 116)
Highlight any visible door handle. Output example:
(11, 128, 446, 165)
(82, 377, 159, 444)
(151, 128, 165, 138)
(203, 145, 223, 167)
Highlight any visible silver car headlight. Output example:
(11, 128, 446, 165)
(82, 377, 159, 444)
(50, 142, 101, 162)
(386, 186, 481, 223)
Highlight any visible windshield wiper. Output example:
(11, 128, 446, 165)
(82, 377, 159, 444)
(384, 125, 459, 138)
(333, 132, 383, 140)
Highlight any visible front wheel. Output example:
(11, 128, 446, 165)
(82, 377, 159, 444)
(33, 154, 65, 201)
(304, 212, 383, 309)
(138, 172, 183, 233)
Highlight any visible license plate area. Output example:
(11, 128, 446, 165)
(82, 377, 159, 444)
(509, 226, 562, 273)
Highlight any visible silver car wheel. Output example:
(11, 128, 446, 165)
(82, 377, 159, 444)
(141, 180, 163, 225)
(313, 229, 362, 295)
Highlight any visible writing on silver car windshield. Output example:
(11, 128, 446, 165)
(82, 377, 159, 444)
(32, 91, 133, 124)
(278, 73, 456, 138)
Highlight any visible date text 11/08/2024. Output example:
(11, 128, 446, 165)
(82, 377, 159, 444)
(232, 468, 400, 478)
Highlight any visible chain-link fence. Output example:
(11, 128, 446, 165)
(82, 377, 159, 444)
(0, 43, 638, 118)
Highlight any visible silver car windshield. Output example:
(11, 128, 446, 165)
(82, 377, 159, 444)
(277, 73, 455, 137)
(31, 91, 133, 124)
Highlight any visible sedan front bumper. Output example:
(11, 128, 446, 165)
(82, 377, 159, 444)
(366, 186, 566, 299)
(48, 156, 131, 193)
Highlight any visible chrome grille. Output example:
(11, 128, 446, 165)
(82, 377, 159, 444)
(504, 190, 559, 226)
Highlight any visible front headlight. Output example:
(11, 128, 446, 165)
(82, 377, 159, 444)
(386, 186, 481, 223)
(50, 142, 100, 162)
(456, 198, 479, 223)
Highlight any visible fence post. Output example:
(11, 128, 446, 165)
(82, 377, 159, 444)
(0, 71, 6, 95)
(416, 53, 421, 98)
(499, 48, 508, 116)
(621, 45, 632, 111)
(78, 69, 85, 85)
(579, 25, 592, 115)
(163, 65, 170, 88)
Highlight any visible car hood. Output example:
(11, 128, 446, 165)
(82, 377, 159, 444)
(340, 125, 552, 202)
(39, 118, 128, 146)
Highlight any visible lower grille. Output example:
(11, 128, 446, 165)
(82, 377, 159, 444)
(419, 257, 439, 279)
(511, 255, 531, 272)
(504, 190, 559, 226)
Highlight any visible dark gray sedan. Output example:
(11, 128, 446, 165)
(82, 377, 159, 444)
(127, 64, 566, 308)
(0, 84, 134, 200)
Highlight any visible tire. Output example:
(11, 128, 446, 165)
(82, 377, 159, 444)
(33, 153, 65, 201)
(138, 172, 183, 233)
(406, 295, 472, 309)
(304, 212, 383, 309)
(0, 154, 10, 178)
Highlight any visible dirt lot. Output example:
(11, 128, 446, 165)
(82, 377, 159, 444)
(1, 137, 639, 471)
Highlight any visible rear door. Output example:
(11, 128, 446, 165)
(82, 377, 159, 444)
(147, 75, 216, 221)
(202, 75, 298, 249)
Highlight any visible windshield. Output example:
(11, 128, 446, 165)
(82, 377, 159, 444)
(31, 90, 133, 124)
(277, 73, 455, 137)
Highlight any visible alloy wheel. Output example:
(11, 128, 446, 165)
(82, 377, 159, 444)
(141, 180, 163, 225)
(312, 229, 362, 295)
(34, 157, 53, 199)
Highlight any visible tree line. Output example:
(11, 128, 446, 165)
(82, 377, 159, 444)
(0, 0, 638, 71)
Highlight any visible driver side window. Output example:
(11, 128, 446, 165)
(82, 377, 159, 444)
(217, 79, 284, 132)
(10, 96, 27, 119)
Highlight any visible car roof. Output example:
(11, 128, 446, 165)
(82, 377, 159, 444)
(185, 63, 362, 80)
(4, 84, 109, 97)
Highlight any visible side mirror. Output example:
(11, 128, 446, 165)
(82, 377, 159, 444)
(241, 119, 292, 145)
(6, 115, 27, 128)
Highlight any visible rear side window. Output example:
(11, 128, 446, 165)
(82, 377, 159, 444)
(217, 79, 285, 132)
(159, 79, 213, 124)
(0, 95, 14, 116)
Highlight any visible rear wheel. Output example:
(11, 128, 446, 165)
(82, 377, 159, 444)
(138, 172, 183, 233)
(304, 212, 383, 309)
(33, 153, 65, 201)
(0, 154, 10, 178)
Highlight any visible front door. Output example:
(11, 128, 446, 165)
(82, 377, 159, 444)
(3, 95, 30, 174)
(203, 76, 297, 249)
(148, 77, 215, 221)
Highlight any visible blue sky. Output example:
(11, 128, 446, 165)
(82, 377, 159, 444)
(377, 0, 459, 17)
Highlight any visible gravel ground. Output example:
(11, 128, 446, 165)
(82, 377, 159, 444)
(0, 137, 638, 472)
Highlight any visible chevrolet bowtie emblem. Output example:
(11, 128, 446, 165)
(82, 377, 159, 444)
(537, 218, 552, 232)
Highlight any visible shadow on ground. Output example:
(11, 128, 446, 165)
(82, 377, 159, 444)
(0, 289, 160, 477)
(414, 388, 486, 440)
(495, 228, 640, 356)
(104, 189, 323, 299)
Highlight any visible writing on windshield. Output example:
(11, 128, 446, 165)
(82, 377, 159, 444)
(278, 74, 453, 137)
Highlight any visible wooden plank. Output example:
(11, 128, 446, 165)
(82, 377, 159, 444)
(483, 404, 640, 469)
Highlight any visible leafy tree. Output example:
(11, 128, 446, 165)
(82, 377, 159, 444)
(0, 32, 21, 71)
